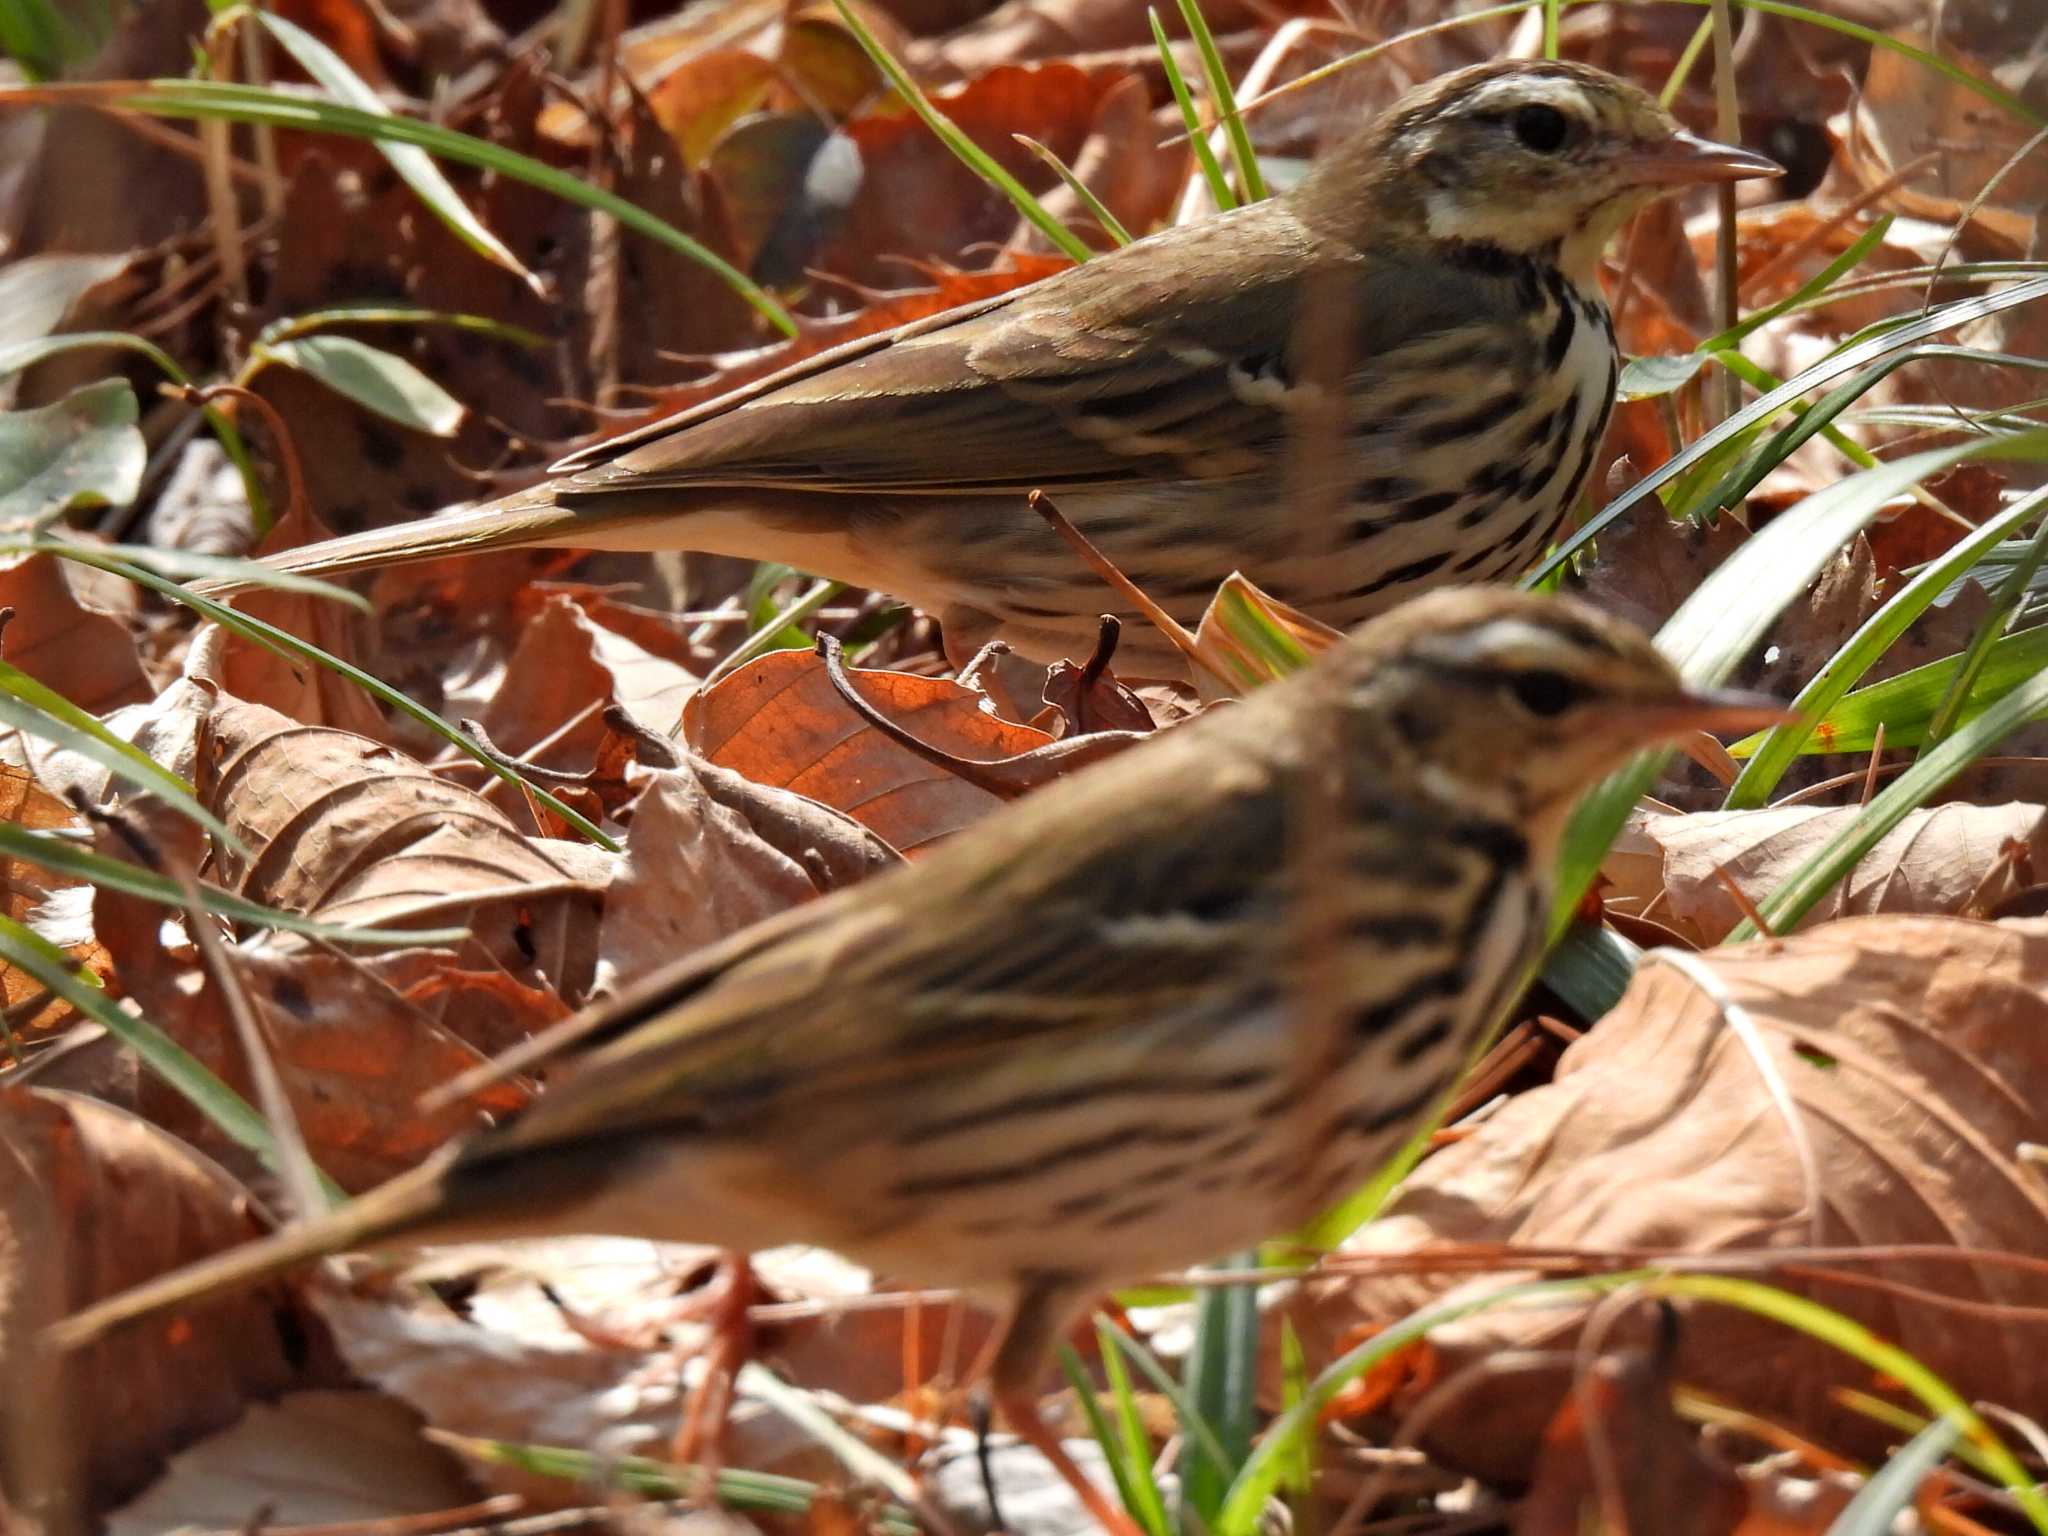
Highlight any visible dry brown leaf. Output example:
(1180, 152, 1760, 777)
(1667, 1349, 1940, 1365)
(597, 764, 829, 987)
(0, 1087, 330, 1515)
(0, 763, 97, 1038)
(0, 552, 150, 716)
(1298, 915, 2048, 1482)
(474, 592, 696, 770)
(683, 646, 1059, 851)
(1606, 802, 2048, 946)
(211, 506, 388, 740)
(96, 858, 536, 1190)
(195, 693, 613, 1019)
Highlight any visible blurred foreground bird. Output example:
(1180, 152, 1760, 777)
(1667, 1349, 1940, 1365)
(212, 62, 1777, 677)
(50, 589, 1785, 1533)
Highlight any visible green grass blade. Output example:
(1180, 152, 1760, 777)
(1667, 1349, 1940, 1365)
(1723, 485, 2048, 805)
(40, 543, 619, 851)
(0, 823, 466, 945)
(1740, 623, 2048, 758)
(1176, 0, 1266, 201)
(0, 658, 241, 853)
(1095, 1319, 1174, 1536)
(829, 0, 1092, 262)
(0, 535, 369, 607)
(0, 913, 343, 1196)
(1734, 663, 2048, 938)
(1924, 500, 2048, 742)
(427, 1433, 920, 1535)
(1180, 1253, 1258, 1524)
(1014, 135, 1134, 246)
(1647, 1275, 2048, 1532)
(1551, 428, 2048, 933)
(1826, 1415, 1961, 1536)
(1058, 1342, 1161, 1534)
(1151, 8, 1235, 212)
(256, 12, 542, 294)
(1525, 275, 2048, 586)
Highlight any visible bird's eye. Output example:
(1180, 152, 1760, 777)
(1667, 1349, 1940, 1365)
(1511, 104, 1572, 154)
(1508, 669, 1581, 717)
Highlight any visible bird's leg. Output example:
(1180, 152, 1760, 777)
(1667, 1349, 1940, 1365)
(988, 1278, 1147, 1536)
(670, 1250, 757, 1478)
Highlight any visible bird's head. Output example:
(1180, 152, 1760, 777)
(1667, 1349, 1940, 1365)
(1303, 60, 1781, 287)
(1325, 589, 1788, 859)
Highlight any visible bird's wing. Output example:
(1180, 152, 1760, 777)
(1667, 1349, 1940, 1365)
(554, 203, 1347, 498)
(473, 719, 1292, 1159)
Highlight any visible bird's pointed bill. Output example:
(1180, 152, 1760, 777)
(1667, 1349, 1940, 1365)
(1626, 130, 1784, 185)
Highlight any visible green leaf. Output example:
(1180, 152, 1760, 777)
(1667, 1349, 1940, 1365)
(1181, 1254, 1259, 1524)
(0, 378, 144, 523)
(253, 335, 464, 436)
(257, 13, 543, 295)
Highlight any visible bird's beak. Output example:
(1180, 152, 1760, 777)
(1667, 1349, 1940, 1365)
(1623, 129, 1784, 186)
(1614, 686, 1797, 742)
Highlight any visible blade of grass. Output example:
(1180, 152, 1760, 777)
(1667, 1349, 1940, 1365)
(41, 543, 619, 850)
(1058, 1342, 1164, 1535)
(1551, 427, 2048, 934)
(1524, 275, 2048, 586)
(1723, 484, 2048, 805)
(1733, 662, 2048, 938)
(1826, 1415, 1961, 1536)
(1176, 0, 1266, 201)
(1924, 497, 2048, 743)
(0, 913, 345, 1198)
(1180, 1252, 1259, 1525)
(1097, 1319, 1175, 1536)
(256, 12, 543, 295)
(0, 823, 467, 945)
(828, 0, 1092, 262)
(0, 657, 241, 852)
(1742, 623, 2048, 759)
(1014, 135, 1134, 246)
(425, 1432, 920, 1536)
(1152, 8, 1235, 213)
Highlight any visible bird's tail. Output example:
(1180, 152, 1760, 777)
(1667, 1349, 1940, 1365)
(45, 1143, 461, 1353)
(190, 481, 658, 599)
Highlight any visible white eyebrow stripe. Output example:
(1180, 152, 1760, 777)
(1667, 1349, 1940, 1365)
(1425, 618, 1584, 667)
(1461, 77, 1595, 117)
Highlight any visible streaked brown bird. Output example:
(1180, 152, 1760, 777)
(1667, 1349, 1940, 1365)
(51, 589, 1785, 1534)
(218, 62, 1778, 677)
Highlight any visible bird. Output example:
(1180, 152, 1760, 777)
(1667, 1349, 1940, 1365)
(50, 588, 1786, 1534)
(212, 62, 1779, 678)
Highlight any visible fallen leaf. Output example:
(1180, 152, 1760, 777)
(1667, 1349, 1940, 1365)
(683, 646, 1060, 851)
(0, 1087, 329, 1511)
(1298, 915, 2048, 1482)
(1606, 801, 2048, 946)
